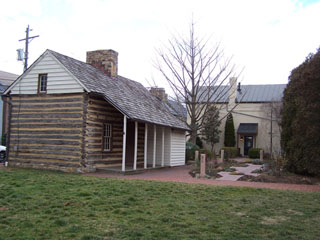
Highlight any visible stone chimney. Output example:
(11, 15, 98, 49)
(86, 49, 118, 77)
(150, 87, 168, 102)
(228, 77, 237, 108)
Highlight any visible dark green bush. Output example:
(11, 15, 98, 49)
(248, 148, 263, 159)
(186, 142, 200, 161)
(221, 147, 238, 160)
(281, 49, 320, 176)
(199, 149, 213, 160)
(224, 114, 236, 147)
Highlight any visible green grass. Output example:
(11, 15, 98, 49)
(0, 167, 320, 239)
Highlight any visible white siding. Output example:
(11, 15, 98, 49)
(164, 127, 171, 166)
(11, 53, 84, 95)
(170, 130, 186, 166)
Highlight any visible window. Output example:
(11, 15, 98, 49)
(103, 123, 112, 151)
(38, 74, 47, 93)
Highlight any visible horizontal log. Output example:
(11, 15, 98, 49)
(86, 154, 122, 160)
(10, 139, 80, 145)
(12, 103, 83, 109)
(86, 149, 122, 154)
(11, 119, 82, 124)
(86, 121, 122, 127)
(87, 106, 122, 115)
(12, 108, 82, 113)
(10, 135, 80, 140)
(10, 154, 79, 162)
(9, 159, 80, 168)
(10, 124, 82, 129)
(88, 100, 113, 108)
(10, 130, 82, 135)
(85, 133, 123, 139)
(11, 93, 84, 99)
(11, 113, 83, 118)
(86, 141, 122, 150)
(12, 97, 83, 103)
(16, 145, 81, 151)
(16, 149, 81, 157)
(86, 160, 122, 165)
(86, 139, 102, 144)
(87, 117, 123, 124)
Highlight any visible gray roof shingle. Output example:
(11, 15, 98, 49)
(0, 70, 18, 93)
(49, 50, 188, 130)
(199, 84, 286, 103)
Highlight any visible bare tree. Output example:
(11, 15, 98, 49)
(261, 101, 283, 158)
(155, 20, 238, 144)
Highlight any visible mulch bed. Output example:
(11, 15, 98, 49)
(239, 173, 320, 185)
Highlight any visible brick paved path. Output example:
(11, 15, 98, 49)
(83, 165, 320, 192)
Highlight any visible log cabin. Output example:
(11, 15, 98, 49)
(3, 49, 189, 172)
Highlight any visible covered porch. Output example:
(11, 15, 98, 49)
(99, 116, 172, 173)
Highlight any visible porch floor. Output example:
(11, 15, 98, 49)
(96, 164, 168, 175)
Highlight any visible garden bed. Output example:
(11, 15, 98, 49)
(239, 173, 320, 185)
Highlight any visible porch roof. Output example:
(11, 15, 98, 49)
(237, 123, 258, 135)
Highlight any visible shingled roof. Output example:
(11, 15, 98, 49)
(48, 50, 188, 130)
(199, 84, 286, 103)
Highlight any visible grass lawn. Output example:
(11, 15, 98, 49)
(0, 167, 320, 240)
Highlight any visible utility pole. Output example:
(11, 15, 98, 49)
(19, 25, 39, 72)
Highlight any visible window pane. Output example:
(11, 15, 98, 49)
(104, 124, 112, 151)
(39, 74, 47, 92)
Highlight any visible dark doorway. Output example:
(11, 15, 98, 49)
(244, 136, 253, 155)
(125, 122, 135, 165)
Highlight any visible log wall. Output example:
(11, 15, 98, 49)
(8, 93, 85, 172)
(7, 93, 146, 171)
(84, 95, 145, 168)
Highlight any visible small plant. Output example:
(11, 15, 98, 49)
(221, 147, 238, 161)
(252, 158, 264, 165)
(224, 167, 236, 172)
(248, 148, 263, 159)
(251, 168, 263, 174)
(186, 142, 200, 162)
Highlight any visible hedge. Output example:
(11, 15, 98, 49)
(248, 148, 263, 159)
(221, 147, 238, 160)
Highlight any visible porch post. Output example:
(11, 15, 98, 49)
(161, 127, 164, 167)
(122, 116, 127, 172)
(153, 125, 156, 168)
(144, 123, 148, 169)
(133, 121, 138, 170)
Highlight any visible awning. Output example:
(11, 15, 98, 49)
(237, 123, 258, 135)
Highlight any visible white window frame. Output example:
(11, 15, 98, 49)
(39, 74, 48, 93)
(103, 123, 112, 151)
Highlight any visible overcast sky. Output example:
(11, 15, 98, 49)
(1, 0, 320, 90)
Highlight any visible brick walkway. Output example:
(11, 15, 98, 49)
(83, 165, 320, 192)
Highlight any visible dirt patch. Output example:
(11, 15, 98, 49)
(239, 173, 320, 185)
(261, 216, 288, 225)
